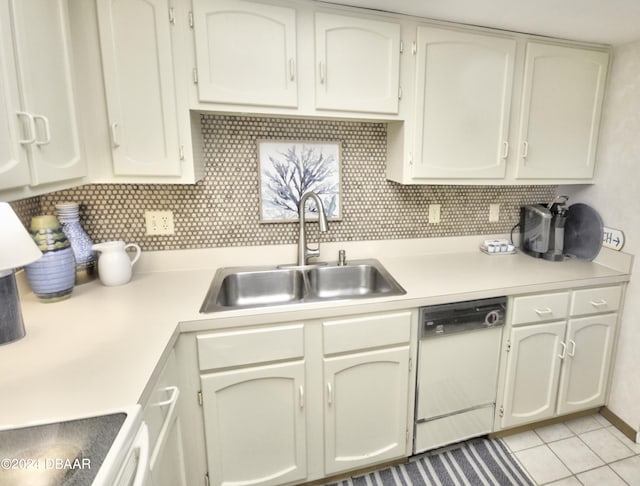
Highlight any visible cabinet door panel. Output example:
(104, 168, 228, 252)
(515, 42, 608, 180)
(0, 2, 30, 191)
(97, 0, 182, 176)
(193, 0, 297, 108)
(201, 361, 306, 486)
(11, 0, 84, 185)
(501, 321, 565, 428)
(557, 314, 617, 414)
(315, 13, 400, 114)
(324, 346, 409, 475)
(413, 27, 515, 179)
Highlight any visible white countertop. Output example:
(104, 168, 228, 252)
(0, 237, 632, 429)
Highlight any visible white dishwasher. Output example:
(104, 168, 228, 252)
(414, 297, 505, 453)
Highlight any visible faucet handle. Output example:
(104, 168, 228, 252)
(338, 249, 346, 266)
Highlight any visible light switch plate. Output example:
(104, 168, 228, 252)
(428, 204, 441, 224)
(489, 204, 500, 222)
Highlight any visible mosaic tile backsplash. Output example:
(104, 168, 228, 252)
(13, 115, 557, 251)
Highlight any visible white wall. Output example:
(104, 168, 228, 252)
(561, 40, 640, 432)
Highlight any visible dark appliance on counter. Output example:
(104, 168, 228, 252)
(520, 196, 568, 260)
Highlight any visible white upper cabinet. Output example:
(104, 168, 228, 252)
(314, 13, 401, 114)
(411, 27, 516, 179)
(0, 2, 30, 192)
(515, 42, 608, 180)
(0, 0, 85, 198)
(97, 0, 182, 177)
(192, 0, 298, 108)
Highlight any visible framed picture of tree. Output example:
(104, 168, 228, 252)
(258, 140, 342, 222)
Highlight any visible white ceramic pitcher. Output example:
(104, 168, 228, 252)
(92, 241, 141, 286)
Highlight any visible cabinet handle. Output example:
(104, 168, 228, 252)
(33, 115, 51, 146)
(319, 62, 325, 84)
(568, 339, 576, 357)
(131, 424, 151, 486)
(534, 307, 553, 317)
(501, 141, 509, 158)
(590, 299, 608, 308)
(151, 385, 179, 408)
(289, 58, 295, 81)
(149, 386, 180, 470)
(521, 141, 529, 158)
(299, 385, 304, 409)
(16, 111, 36, 145)
(558, 341, 567, 359)
(327, 382, 332, 405)
(110, 122, 120, 148)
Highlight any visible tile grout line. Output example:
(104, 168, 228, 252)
(505, 415, 639, 485)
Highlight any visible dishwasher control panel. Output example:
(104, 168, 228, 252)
(419, 296, 506, 338)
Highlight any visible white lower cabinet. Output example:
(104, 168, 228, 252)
(324, 346, 410, 475)
(195, 311, 414, 486)
(201, 361, 307, 486)
(143, 350, 188, 486)
(557, 314, 617, 415)
(498, 285, 622, 430)
(500, 320, 566, 428)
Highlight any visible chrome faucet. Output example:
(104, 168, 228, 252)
(297, 192, 328, 266)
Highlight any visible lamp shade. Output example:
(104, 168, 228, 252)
(0, 202, 42, 271)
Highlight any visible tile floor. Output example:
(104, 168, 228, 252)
(502, 413, 640, 485)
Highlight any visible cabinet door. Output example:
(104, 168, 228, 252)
(193, 0, 297, 108)
(10, 0, 84, 186)
(201, 361, 306, 486)
(315, 13, 400, 114)
(557, 314, 617, 415)
(96, 0, 182, 177)
(324, 346, 410, 475)
(515, 42, 608, 180)
(0, 2, 30, 191)
(500, 321, 565, 429)
(412, 27, 516, 179)
(144, 352, 187, 486)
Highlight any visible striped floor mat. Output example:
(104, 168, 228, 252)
(326, 439, 534, 486)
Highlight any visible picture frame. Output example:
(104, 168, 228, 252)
(258, 140, 342, 223)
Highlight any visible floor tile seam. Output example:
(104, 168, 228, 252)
(574, 463, 631, 484)
(576, 427, 637, 464)
(532, 426, 577, 446)
(542, 438, 597, 480)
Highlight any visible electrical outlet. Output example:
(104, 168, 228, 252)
(489, 204, 500, 223)
(145, 210, 175, 235)
(428, 204, 441, 224)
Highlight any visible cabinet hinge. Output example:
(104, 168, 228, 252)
(499, 405, 504, 418)
(179, 145, 185, 161)
(398, 86, 403, 100)
(168, 7, 175, 24)
(197, 390, 203, 406)
(205, 472, 210, 486)
(193, 68, 199, 84)
(412, 41, 417, 55)
(400, 40, 404, 54)
(189, 11, 194, 28)
(506, 340, 511, 352)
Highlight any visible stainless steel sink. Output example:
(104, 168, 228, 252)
(200, 259, 405, 313)
(305, 262, 403, 300)
(206, 268, 306, 309)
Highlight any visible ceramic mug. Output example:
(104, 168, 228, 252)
(92, 241, 141, 286)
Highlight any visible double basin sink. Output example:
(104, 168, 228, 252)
(200, 259, 406, 313)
